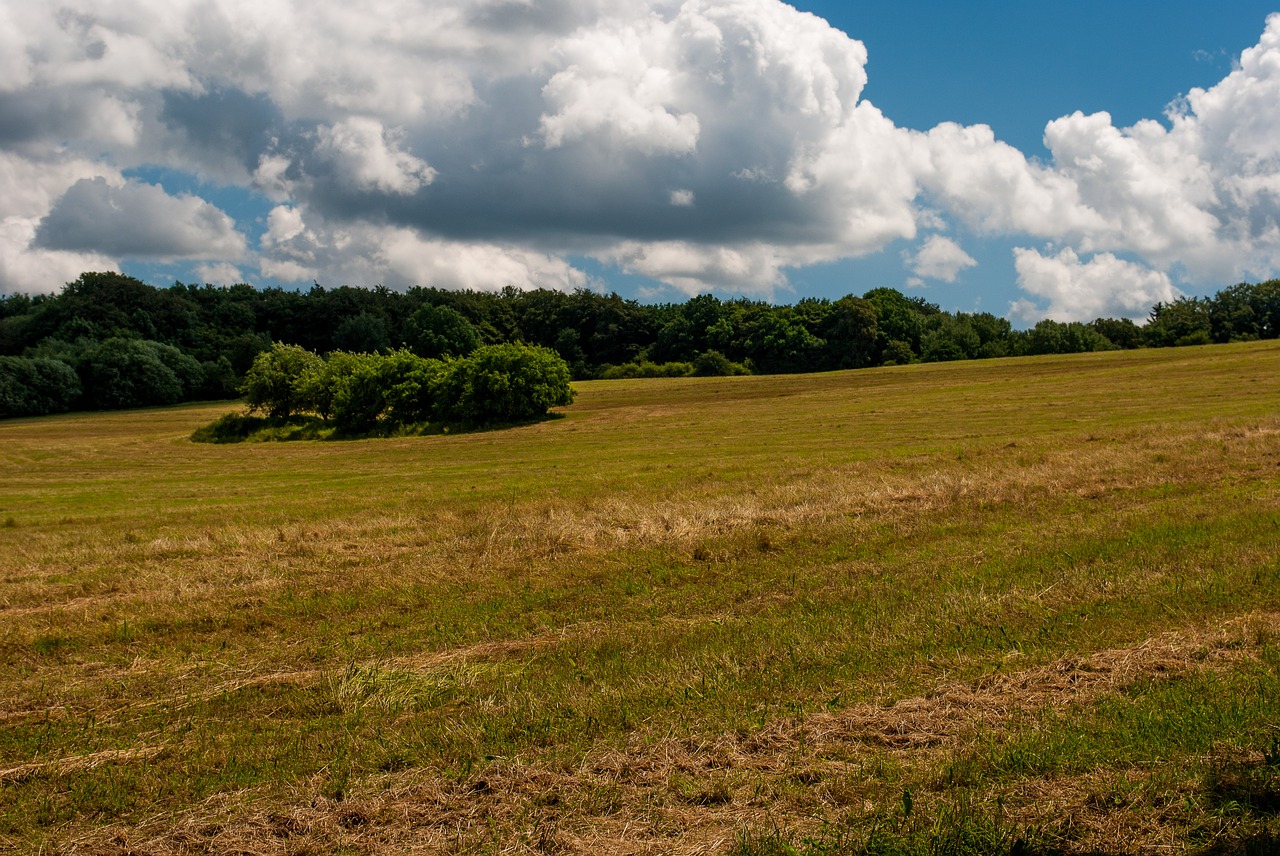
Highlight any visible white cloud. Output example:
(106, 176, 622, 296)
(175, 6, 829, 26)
(314, 117, 435, 195)
(263, 205, 307, 246)
(0, 217, 118, 295)
(604, 239, 790, 297)
(1011, 247, 1180, 323)
(194, 261, 244, 285)
(0, 152, 125, 293)
(906, 234, 976, 283)
(669, 188, 695, 207)
(0, 1, 1279, 303)
(537, 16, 701, 155)
(919, 121, 1103, 239)
(257, 213, 592, 292)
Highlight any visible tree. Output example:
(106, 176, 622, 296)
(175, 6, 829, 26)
(1089, 317, 1143, 349)
(1146, 298, 1212, 347)
(80, 338, 185, 410)
(433, 343, 574, 425)
(333, 311, 392, 353)
(1026, 319, 1113, 355)
(403, 304, 480, 359)
(920, 314, 980, 362)
(327, 353, 387, 434)
(820, 296, 879, 369)
(864, 288, 928, 363)
(0, 356, 81, 418)
(240, 343, 324, 419)
(691, 349, 749, 377)
(380, 350, 447, 426)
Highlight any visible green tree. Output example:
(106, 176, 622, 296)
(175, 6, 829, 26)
(691, 349, 749, 377)
(333, 311, 392, 353)
(920, 314, 980, 362)
(327, 353, 387, 434)
(403, 304, 481, 359)
(864, 288, 930, 363)
(1026, 319, 1114, 355)
(433, 343, 574, 425)
(80, 338, 184, 410)
(1145, 298, 1212, 347)
(820, 296, 879, 369)
(240, 342, 324, 419)
(0, 356, 81, 418)
(380, 350, 447, 427)
(1089, 317, 1144, 349)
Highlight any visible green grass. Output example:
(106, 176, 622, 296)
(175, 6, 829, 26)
(2, 342, 1280, 853)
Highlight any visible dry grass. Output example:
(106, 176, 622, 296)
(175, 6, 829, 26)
(3, 342, 1280, 854)
(48, 613, 1280, 855)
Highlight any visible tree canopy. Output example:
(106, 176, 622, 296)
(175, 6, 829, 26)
(3, 270, 1279, 420)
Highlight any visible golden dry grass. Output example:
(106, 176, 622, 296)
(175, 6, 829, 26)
(2, 342, 1280, 854)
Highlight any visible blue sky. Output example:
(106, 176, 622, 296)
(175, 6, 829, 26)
(4, 1, 1280, 324)
(780, 0, 1280, 314)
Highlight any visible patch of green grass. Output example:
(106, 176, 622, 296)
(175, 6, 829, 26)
(2, 342, 1280, 852)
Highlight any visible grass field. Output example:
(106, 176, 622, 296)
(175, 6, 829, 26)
(2, 342, 1279, 855)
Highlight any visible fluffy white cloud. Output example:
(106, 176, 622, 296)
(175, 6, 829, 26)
(257, 206, 591, 292)
(0, 217, 119, 295)
(537, 16, 701, 155)
(906, 234, 976, 283)
(1011, 247, 1180, 323)
(194, 261, 244, 285)
(1, 0, 1279, 314)
(0, 152, 126, 292)
(314, 117, 436, 194)
(1029, 14, 1280, 283)
(604, 239, 791, 296)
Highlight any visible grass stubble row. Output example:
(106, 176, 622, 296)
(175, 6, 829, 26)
(1, 342, 1279, 854)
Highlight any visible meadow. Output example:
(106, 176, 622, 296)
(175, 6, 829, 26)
(2, 342, 1279, 855)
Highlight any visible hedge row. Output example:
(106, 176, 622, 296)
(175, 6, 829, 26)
(207, 341, 574, 439)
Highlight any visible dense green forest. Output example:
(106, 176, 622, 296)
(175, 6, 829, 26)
(2, 271, 1279, 419)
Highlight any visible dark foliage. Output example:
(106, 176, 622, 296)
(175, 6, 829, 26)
(4, 271, 1280, 420)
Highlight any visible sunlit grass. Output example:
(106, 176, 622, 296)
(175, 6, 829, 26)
(1, 342, 1279, 853)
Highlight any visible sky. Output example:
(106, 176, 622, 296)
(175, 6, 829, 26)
(2, 1, 1279, 325)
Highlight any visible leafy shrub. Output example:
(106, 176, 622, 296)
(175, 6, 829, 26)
(692, 350, 750, 377)
(432, 343, 574, 426)
(189, 411, 272, 443)
(328, 353, 388, 434)
(240, 342, 324, 419)
(599, 360, 694, 379)
(380, 350, 447, 426)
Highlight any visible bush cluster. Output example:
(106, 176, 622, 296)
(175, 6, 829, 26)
(230, 341, 574, 438)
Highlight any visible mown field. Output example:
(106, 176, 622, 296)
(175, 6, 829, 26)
(2, 342, 1279, 855)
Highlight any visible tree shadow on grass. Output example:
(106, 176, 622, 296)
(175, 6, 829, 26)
(190, 410, 565, 444)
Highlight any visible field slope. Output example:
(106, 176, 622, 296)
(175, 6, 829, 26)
(2, 342, 1279, 854)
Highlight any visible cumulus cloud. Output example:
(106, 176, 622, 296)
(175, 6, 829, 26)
(257, 203, 591, 291)
(313, 117, 436, 195)
(34, 177, 246, 259)
(0, 0, 1278, 315)
(1011, 247, 1180, 323)
(906, 234, 976, 283)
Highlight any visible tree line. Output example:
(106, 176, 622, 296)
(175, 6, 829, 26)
(2, 271, 1279, 420)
